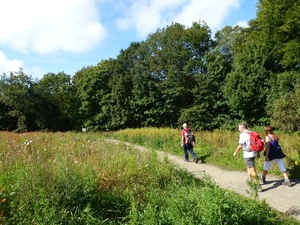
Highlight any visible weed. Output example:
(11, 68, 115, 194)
(0, 131, 299, 224)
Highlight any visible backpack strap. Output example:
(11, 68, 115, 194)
(267, 135, 273, 141)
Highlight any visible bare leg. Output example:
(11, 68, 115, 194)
(262, 170, 268, 177)
(247, 167, 251, 179)
(282, 171, 289, 180)
(249, 167, 259, 183)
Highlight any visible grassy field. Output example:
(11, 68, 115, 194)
(109, 128, 300, 179)
(0, 130, 299, 224)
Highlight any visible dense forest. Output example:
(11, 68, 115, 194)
(1, 0, 300, 132)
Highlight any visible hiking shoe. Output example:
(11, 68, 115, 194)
(282, 180, 292, 187)
(260, 175, 266, 184)
(195, 157, 199, 164)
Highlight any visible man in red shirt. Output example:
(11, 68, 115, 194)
(181, 123, 199, 163)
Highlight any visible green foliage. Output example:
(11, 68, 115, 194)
(111, 128, 300, 179)
(270, 87, 300, 132)
(33, 72, 75, 131)
(128, 180, 284, 225)
(108, 43, 141, 130)
(179, 105, 214, 131)
(266, 71, 300, 132)
(143, 22, 214, 127)
(186, 43, 232, 130)
(254, 0, 300, 71)
(73, 60, 113, 131)
(0, 131, 299, 224)
(223, 40, 270, 125)
(2, 1, 300, 133)
(0, 69, 36, 132)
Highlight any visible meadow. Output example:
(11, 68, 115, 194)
(110, 128, 300, 178)
(0, 129, 299, 224)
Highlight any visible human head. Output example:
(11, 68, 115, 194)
(238, 122, 247, 132)
(182, 123, 188, 129)
(264, 125, 274, 135)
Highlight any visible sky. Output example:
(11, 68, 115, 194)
(0, 0, 258, 80)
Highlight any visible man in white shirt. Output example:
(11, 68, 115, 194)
(233, 122, 262, 192)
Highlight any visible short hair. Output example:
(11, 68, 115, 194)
(264, 125, 274, 135)
(239, 122, 247, 129)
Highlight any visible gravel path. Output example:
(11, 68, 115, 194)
(108, 140, 300, 221)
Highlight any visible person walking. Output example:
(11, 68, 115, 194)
(261, 125, 291, 187)
(181, 123, 199, 163)
(233, 122, 263, 192)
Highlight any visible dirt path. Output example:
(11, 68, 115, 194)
(107, 140, 300, 221)
(168, 154, 300, 220)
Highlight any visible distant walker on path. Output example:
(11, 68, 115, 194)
(181, 123, 198, 163)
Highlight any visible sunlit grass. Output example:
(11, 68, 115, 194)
(0, 131, 299, 224)
(109, 128, 300, 178)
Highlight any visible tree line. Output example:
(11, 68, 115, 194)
(1, 0, 300, 132)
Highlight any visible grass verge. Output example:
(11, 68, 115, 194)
(0, 131, 299, 224)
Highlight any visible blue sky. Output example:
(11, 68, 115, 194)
(0, 0, 258, 80)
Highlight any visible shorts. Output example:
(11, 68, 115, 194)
(263, 158, 287, 172)
(244, 157, 255, 168)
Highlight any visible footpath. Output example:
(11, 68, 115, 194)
(108, 140, 300, 221)
(168, 154, 300, 221)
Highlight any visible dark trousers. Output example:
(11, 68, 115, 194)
(183, 143, 197, 161)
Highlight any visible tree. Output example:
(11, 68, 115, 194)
(107, 43, 141, 130)
(223, 40, 270, 125)
(250, 0, 300, 71)
(33, 72, 75, 131)
(129, 42, 165, 127)
(145, 22, 214, 127)
(73, 60, 113, 131)
(270, 87, 300, 131)
(0, 69, 37, 132)
(182, 26, 240, 130)
(0, 101, 12, 130)
(266, 71, 300, 131)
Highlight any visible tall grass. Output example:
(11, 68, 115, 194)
(0, 131, 299, 224)
(109, 128, 300, 178)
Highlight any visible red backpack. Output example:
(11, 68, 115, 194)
(249, 132, 264, 152)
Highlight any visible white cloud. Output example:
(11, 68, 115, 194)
(0, 51, 45, 78)
(0, 0, 107, 55)
(0, 51, 24, 74)
(236, 20, 249, 28)
(26, 67, 46, 80)
(117, 0, 241, 37)
(175, 0, 240, 32)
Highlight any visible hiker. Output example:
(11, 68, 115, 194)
(181, 123, 199, 163)
(233, 122, 262, 192)
(261, 125, 291, 186)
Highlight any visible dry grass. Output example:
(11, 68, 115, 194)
(110, 128, 300, 178)
(0, 130, 299, 224)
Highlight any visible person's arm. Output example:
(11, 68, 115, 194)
(181, 131, 184, 147)
(265, 136, 271, 161)
(233, 144, 243, 157)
